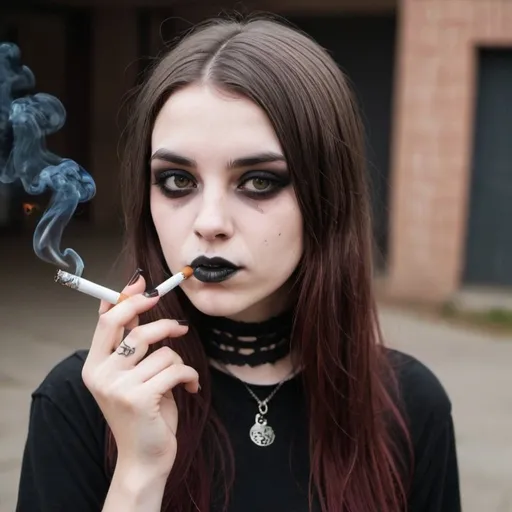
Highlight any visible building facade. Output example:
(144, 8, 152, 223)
(1, 0, 511, 303)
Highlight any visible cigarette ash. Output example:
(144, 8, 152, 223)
(0, 42, 95, 276)
(54, 269, 79, 290)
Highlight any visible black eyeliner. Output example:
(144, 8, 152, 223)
(240, 169, 290, 183)
(152, 169, 196, 198)
(238, 170, 291, 199)
(151, 168, 290, 200)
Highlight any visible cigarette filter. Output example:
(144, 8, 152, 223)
(155, 266, 194, 297)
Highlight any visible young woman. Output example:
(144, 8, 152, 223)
(16, 15, 461, 512)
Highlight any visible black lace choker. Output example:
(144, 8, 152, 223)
(193, 310, 293, 367)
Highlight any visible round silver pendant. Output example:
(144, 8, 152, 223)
(249, 414, 275, 447)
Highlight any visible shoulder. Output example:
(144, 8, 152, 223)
(33, 349, 90, 398)
(384, 348, 452, 430)
(18, 351, 110, 507)
(31, 349, 103, 426)
(384, 352, 462, 509)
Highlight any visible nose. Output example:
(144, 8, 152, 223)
(193, 190, 234, 241)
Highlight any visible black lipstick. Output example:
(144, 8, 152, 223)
(190, 256, 240, 283)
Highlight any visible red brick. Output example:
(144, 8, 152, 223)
(388, 0, 512, 302)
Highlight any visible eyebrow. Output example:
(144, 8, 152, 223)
(228, 152, 287, 169)
(150, 149, 286, 169)
(150, 150, 196, 168)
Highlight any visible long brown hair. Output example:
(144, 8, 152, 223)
(109, 13, 412, 512)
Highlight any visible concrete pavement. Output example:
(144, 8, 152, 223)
(1, 228, 511, 511)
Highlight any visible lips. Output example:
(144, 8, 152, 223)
(190, 256, 240, 283)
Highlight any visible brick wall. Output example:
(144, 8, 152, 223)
(387, 0, 512, 302)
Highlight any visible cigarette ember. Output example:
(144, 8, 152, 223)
(155, 266, 193, 297)
(22, 202, 40, 216)
(55, 270, 128, 305)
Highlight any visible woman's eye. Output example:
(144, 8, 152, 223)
(152, 171, 196, 198)
(237, 172, 290, 198)
(153, 170, 289, 199)
(243, 178, 273, 192)
(166, 175, 194, 190)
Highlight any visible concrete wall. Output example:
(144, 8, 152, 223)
(387, 0, 512, 302)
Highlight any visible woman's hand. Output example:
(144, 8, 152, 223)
(82, 272, 199, 478)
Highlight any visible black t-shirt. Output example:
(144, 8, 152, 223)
(15, 348, 461, 512)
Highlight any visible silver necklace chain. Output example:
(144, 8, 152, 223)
(218, 363, 296, 447)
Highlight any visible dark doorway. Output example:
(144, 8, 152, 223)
(64, 8, 92, 222)
(288, 15, 397, 270)
(463, 48, 512, 287)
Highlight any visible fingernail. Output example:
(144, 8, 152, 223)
(176, 320, 189, 326)
(143, 289, 159, 298)
(198, 383, 202, 391)
(127, 268, 143, 286)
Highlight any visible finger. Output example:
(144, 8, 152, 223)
(97, 273, 146, 329)
(144, 364, 200, 397)
(126, 268, 145, 288)
(109, 320, 188, 370)
(97, 269, 145, 316)
(88, 291, 160, 365)
(121, 271, 147, 329)
(129, 345, 185, 382)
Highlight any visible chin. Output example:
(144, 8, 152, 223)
(181, 284, 272, 321)
(187, 292, 252, 318)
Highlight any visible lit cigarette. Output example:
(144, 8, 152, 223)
(155, 266, 194, 297)
(55, 270, 128, 304)
(54, 266, 194, 304)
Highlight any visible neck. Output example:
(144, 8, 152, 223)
(192, 308, 301, 385)
(210, 355, 299, 386)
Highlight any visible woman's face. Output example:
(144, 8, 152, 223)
(150, 84, 303, 322)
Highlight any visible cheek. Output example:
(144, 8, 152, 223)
(257, 206, 303, 270)
(150, 197, 167, 239)
(150, 196, 185, 254)
(276, 227, 303, 263)
(275, 197, 303, 249)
